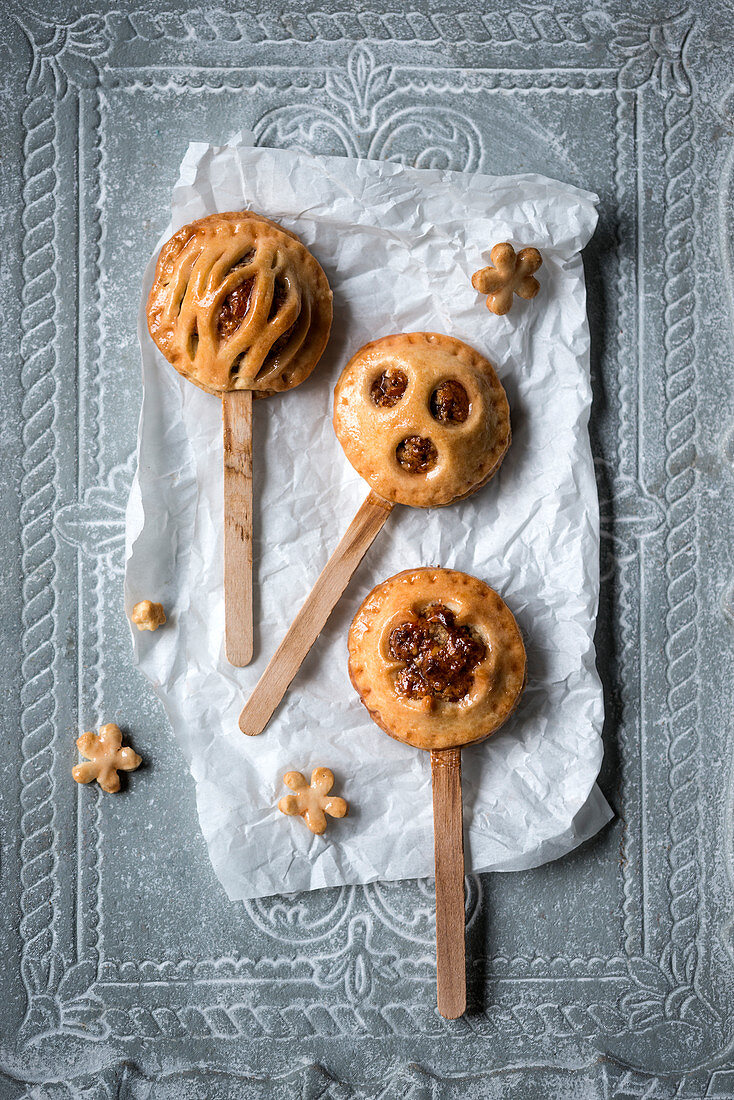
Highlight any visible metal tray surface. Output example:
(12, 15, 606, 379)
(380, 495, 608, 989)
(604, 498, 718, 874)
(0, 1, 732, 1095)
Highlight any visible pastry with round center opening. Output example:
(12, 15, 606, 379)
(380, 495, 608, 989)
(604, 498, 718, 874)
(347, 567, 526, 751)
(347, 566, 526, 1020)
(333, 331, 510, 508)
(146, 210, 333, 397)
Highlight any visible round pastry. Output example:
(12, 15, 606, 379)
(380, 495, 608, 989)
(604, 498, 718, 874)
(333, 332, 510, 508)
(348, 568, 526, 751)
(147, 211, 333, 397)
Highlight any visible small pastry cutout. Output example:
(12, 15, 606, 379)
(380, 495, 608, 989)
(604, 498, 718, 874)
(278, 768, 348, 834)
(472, 243, 542, 315)
(72, 723, 142, 793)
(131, 600, 166, 631)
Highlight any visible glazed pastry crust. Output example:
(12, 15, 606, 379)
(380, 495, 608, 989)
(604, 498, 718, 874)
(131, 600, 166, 631)
(472, 243, 542, 316)
(333, 332, 510, 507)
(146, 211, 333, 397)
(348, 568, 526, 751)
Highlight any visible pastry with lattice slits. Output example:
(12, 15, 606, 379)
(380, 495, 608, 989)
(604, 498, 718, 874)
(146, 210, 332, 397)
(145, 210, 333, 669)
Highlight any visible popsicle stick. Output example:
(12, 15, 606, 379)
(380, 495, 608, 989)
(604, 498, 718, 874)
(223, 389, 254, 667)
(239, 490, 394, 737)
(431, 747, 466, 1019)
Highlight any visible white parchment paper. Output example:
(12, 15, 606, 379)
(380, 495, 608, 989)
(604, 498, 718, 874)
(125, 134, 611, 901)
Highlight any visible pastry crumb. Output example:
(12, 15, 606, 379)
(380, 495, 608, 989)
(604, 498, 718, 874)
(131, 600, 166, 631)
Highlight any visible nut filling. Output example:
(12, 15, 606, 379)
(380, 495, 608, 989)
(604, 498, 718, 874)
(264, 321, 296, 364)
(388, 603, 486, 701)
(268, 277, 288, 320)
(430, 380, 470, 423)
(371, 369, 408, 407)
(396, 435, 438, 473)
(218, 278, 254, 338)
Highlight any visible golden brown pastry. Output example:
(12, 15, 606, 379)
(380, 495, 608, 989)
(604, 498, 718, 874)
(348, 568, 526, 751)
(333, 333, 510, 508)
(472, 243, 542, 315)
(131, 600, 166, 631)
(147, 211, 333, 397)
(278, 768, 348, 834)
(72, 723, 142, 793)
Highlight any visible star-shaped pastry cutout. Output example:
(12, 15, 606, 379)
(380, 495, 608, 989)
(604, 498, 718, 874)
(278, 768, 348, 834)
(72, 723, 142, 793)
(472, 242, 542, 315)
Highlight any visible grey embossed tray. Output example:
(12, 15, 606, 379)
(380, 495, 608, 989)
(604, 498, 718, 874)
(0, 1, 732, 1096)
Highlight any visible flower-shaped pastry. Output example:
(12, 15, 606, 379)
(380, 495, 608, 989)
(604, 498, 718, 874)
(72, 723, 142, 793)
(278, 768, 348, 834)
(131, 600, 166, 631)
(472, 242, 542, 315)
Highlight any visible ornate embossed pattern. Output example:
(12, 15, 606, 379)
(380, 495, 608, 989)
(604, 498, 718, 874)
(54, 452, 135, 574)
(4, 2, 732, 1093)
(255, 44, 484, 167)
(19, 23, 60, 1024)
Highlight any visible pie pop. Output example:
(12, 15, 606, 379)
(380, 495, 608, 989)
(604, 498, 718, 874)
(239, 332, 510, 736)
(348, 567, 527, 1018)
(147, 211, 333, 665)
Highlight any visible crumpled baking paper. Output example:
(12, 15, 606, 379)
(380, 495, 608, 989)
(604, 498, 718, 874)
(125, 133, 612, 901)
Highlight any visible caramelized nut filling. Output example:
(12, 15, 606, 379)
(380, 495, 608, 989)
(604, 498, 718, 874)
(264, 321, 296, 364)
(218, 278, 254, 338)
(371, 369, 408, 407)
(188, 320, 199, 358)
(430, 380, 470, 423)
(396, 435, 438, 473)
(389, 603, 486, 701)
(268, 277, 288, 321)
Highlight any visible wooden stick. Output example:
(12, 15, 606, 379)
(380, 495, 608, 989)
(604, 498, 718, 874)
(431, 747, 466, 1019)
(239, 490, 394, 737)
(223, 389, 254, 667)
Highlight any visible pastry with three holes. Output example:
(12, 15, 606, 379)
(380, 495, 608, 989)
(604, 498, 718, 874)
(348, 567, 526, 751)
(146, 211, 333, 397)
(333, 332, 510, 507)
